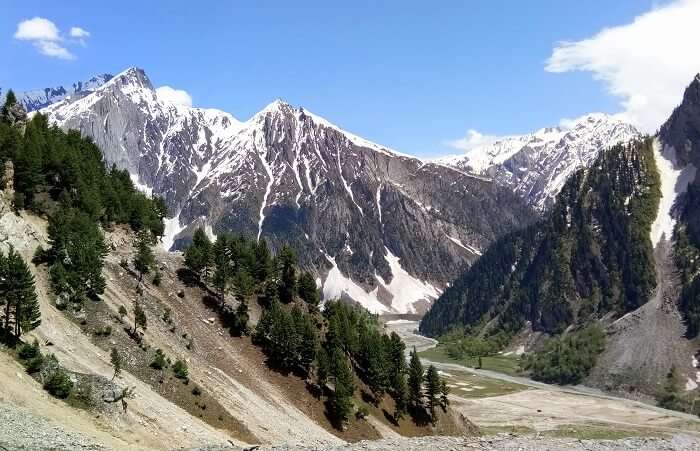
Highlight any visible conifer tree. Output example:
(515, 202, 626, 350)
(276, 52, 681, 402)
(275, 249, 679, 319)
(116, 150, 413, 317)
(392, 371, 408, 421)
(0, 247, 40, 341)
(184, 227, 213, 281)
(252, 239, 273, 283)
(329, 347, 354, 427)
(278, 246, 297, 303)
(133, 231, 155, 283)
(233, 267, 254, 299)
(407, 346, 424, 408)
(439, 379, 450, 410)
(212, 235, 233, 306)
(132, 301, 147, 336)
(230, 301, 249, 336)
(424, 364, 441, 421)
(298, 271, 319, 306)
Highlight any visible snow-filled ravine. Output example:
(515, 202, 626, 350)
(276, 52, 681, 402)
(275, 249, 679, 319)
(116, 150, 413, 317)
(321, 248, 442, 315)
(650, 138, 696, 247)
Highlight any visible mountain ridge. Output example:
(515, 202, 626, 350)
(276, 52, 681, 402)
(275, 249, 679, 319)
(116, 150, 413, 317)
(35, 67, 535, 314)
(436, 114, 641, 210)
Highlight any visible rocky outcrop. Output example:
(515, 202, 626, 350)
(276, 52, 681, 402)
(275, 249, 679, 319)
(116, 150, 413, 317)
(38, 68, 535, 314)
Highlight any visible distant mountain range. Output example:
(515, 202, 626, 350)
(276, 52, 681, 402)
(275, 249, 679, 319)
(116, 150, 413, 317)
(1, 74, 112, 112)
(6, 68, 645, 315)
(23, 67, 535, 314)
(436, 114, 640, 210)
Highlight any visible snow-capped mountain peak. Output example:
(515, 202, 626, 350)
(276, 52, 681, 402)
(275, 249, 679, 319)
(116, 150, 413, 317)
(34, 67, 534, 315)
(437, 113, 640, 210)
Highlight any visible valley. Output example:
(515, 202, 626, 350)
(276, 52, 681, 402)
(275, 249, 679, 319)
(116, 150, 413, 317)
(388, 321, 700, 442)
(2, 52, 700, 451)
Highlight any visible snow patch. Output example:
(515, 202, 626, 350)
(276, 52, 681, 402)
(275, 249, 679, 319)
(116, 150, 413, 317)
(375, 247, 442, 313)
(445, 234, 482, 256)
(162, 212, 186, 251)
(129, 173, 153, 197)
(686, 377, 698, 391)
(321, 254, 389, 314)
(650, 139, 696, 247)
(257, 148, 274, 241)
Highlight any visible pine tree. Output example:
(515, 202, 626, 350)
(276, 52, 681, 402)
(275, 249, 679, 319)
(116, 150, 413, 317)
(329, 347, 354, 427)
(424, 365, 441, 421)
(407, 347, 424, 408)
(184, 227, 212, 281)
(392, 371, 408, 421)
(439, 379, 450, 410)
(212, 235, 233, 306)
(230, 301, 249, 336)
(233, 267, 254, 299)
(316, 347, 330, 387)
(132, 301, 147, 336)
(110, 347, 122, 380)
(278, 246, 297, 303)
(293, 307, 318, 375)
(298, 271, 319, 306)
(3, 90, 17, 109)
(0, 247, 40, 341)
(252, 239, 273, 283)
(133, 231, 155, 283)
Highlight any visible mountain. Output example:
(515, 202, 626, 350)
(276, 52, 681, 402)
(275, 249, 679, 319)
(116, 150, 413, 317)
(37, 67, 535, 315)
(421, 75, 700, 399)
(1, 74, 112, 112)
(421, 137, 660, 337)
(436, 114, 640, 210)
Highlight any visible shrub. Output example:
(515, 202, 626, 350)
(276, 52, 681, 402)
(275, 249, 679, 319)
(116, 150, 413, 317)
(191, 385, 202, 396)
(150, 349, 167, 370)
(153, 271, 162, 287)
(173, 359, 188, 380)
(18, 339, 41, 360)
(43, 361, 74, 399)
(355, 405, 369, 420)
(162, 307, 172, 324)
(95, 325, 112, 337)
(26, 354, 45, 374)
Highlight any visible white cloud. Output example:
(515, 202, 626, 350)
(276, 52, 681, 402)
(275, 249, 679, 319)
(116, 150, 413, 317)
(445, 129, 507, 153)
(69, 27, 90, 39)
(13, 17, 60, 41)
(35, 41, 75, 60)
(546, 0, 700, 133)
(156, 86, 193, 107)
(13, 17, 90, 60)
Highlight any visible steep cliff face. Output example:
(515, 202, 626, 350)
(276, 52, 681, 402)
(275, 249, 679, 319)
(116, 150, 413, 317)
(38, 67, 535, 314)
(437, 114, 640, 210)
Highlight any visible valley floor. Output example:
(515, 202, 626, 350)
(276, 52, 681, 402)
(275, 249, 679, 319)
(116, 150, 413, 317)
(386, 321, 700, 441)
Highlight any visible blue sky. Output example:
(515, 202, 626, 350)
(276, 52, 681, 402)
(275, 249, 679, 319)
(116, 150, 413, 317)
(2, 0, 696, 158)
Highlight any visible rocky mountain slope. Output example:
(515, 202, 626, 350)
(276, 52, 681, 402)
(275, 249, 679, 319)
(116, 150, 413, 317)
(1, 74, 112, 112)
(437, 114, 640, 210)
(421, 75, 700, 400)
(35, 67, 535, 314)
